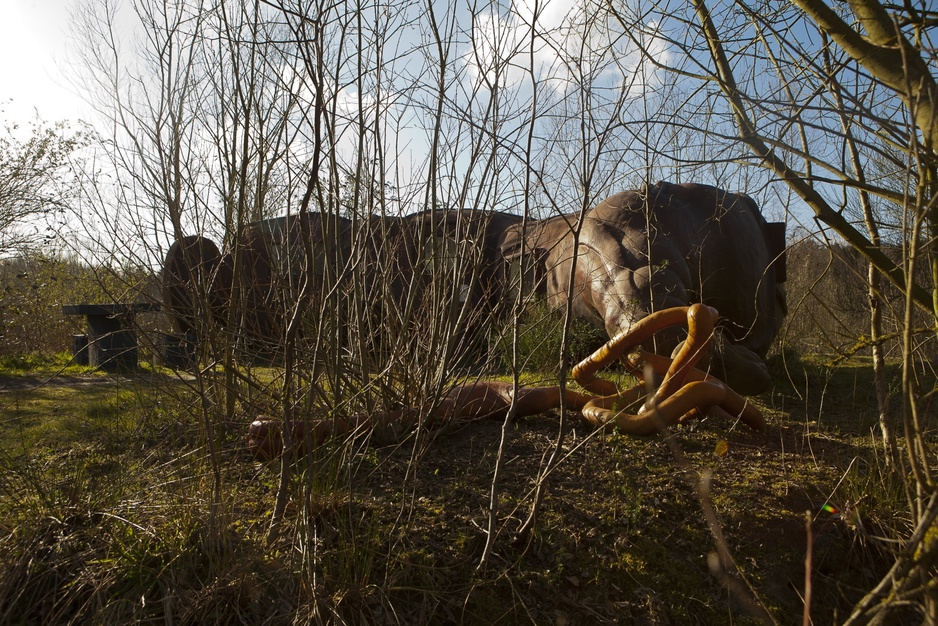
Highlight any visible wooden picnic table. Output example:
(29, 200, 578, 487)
(62, 303, 160, 371)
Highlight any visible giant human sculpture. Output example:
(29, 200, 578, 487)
(162, 209, 523, 358)
(162, 181, 784, 397)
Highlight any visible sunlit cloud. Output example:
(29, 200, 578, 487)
(463, 0, 670, 98)
(0, 0, 88, 127)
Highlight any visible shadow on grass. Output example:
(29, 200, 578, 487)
(0, 353, 929, 625)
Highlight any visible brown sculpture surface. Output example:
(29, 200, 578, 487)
(499, 181, 786, 396)
(162, 210, 522, 357)
(248, 304, 765, 459)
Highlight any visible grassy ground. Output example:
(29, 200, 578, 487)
(0, 351, 926, 624)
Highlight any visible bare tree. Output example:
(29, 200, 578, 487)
(59, 0, 938, 621)
(0, 118, 90, 256)
(608, 0, 938, 621)
(71, 0, 312, 527)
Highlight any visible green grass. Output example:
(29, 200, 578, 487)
(0, 351, 83, 375)
(0, 353, 931, 624)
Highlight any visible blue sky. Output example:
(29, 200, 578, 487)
(0, 0, 811, 243)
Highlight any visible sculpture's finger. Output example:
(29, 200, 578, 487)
(247, 418, 283, 459)
(626, 350, 711, 384)
(654, 304, 718, 404)
(580, 378, 764, 436)
(573, 306, 691, 393)
(707, 404, 735, 423)
(579, 384, 647, 429)
(625, 351, 719, 424)
(652, 379, 764, 431)
(711, 382, 766, 431)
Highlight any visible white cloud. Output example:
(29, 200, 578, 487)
(463, 0, 670, 98)
(0, 0, 89, 127)
(463, 0, 578, 91)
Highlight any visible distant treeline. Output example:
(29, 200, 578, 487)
(781, 238, 936, 359)
(0, 253, 159, 357)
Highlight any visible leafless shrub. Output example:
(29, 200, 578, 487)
(783, 236, 936, 360)
(3, 0, 934, 622)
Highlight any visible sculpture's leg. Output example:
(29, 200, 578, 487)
(626, 349, 711, 383)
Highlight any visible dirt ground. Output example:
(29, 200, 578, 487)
(0, 361, 903, 625)
(245, 396, 879, 625)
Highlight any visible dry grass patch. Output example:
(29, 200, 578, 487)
(0, 353, 929, 624)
